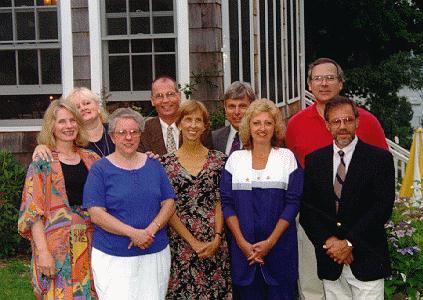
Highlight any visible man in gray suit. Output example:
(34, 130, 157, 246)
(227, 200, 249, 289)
(212, 81, 256, 155)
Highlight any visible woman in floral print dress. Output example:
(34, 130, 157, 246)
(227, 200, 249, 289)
(162, 100, 232, 299)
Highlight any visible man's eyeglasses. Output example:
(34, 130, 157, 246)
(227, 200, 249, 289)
(114, 129, 141, 138)
(311, 75, 338, 83)
(328, 117, 356, 127)
(153, 91, 178, 101)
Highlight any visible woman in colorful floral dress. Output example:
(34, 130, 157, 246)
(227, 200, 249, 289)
(162, 100, 232, 299)
(18, 98, 99, 299)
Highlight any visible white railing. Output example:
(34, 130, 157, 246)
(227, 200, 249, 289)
(303, 91, 409, 182)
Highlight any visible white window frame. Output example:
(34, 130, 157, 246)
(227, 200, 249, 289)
(90, 0, 189, 102)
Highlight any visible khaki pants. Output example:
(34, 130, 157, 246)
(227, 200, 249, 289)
(297, 217, 325, 300)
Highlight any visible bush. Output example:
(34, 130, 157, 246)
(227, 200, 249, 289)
(0, 151, 29, 258)
(385, 194, 423, 299)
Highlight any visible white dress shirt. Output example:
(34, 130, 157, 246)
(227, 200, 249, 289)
(332, 136, 358, 183)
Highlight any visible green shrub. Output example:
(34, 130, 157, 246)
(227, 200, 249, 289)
(0, 151, 29, 258)
(210, 108, 226, 130)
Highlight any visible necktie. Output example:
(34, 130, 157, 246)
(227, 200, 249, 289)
(229, 132, 240, 155)
(334, 150, 346, 212)
(166, 126, 177, 153)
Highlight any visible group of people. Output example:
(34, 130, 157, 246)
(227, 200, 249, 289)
(17, 57, 395, 300)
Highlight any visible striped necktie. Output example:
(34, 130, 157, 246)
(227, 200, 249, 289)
(334, 150, 346, 212)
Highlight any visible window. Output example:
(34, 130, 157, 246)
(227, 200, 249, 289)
(0, 0, 61, 119)
(102, 0, 177, 101)
(223, 0, 305, 106)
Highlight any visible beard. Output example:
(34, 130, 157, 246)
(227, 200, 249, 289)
(334, 130, 355, 148)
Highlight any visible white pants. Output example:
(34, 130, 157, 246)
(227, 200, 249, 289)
(297, 217, 325, 300)
(91, 246, 171, 300)
(323, 265, 384, 300)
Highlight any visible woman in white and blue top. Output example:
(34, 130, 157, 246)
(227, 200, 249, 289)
(220, 99, 303, 300)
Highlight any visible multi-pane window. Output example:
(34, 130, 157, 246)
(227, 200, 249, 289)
(0, 0, 61, 87)
(0, 0, 61, 119)
(225, 0, 304, 106)
(102, 0, 176, 101)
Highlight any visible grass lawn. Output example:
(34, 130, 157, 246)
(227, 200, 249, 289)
(0, 257, 35, 300)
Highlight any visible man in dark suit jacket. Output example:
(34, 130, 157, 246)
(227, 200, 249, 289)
(212, 81, 255, 155)
(139, 75, 212, 155)
(300, 96, 395, 300)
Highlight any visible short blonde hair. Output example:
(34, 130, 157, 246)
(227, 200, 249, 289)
(239, 98, 285, 149)
(37, 98, 89, 149)
(67, 87, 108, 123)
(176, 100, 210, 144)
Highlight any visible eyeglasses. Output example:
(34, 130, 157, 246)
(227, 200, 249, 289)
(153, 91, 178, 101)
(114, 129, 141, 138)
(328, 117, 356, 127)
(311, 75, 338, 83)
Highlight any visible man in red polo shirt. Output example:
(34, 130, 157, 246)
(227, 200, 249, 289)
(286, 57, 388, 300)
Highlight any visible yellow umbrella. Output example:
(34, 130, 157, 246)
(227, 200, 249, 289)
(399, 127, 423, 202)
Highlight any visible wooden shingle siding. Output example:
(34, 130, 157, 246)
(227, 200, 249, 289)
(189, 1, 224, 109)
(0, 131, 38, 166)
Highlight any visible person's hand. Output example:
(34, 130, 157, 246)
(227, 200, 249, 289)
(236, 239, 263, 265)
(249, 239, 273, 264)
(128, 228, 154, 250)
(189, 239, 207, 253)
(325, 239, 353, 264)
(145, 151, 160, 160)
(36, 249, 57, 278)
(196, 237, 220, 259)
(32, 145, 53, 162)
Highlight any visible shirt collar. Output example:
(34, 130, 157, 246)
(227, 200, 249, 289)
(159, 117, 177, 131)
(333, 135, 358, 155)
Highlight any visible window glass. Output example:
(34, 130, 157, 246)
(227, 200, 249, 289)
(131, 16, 150, 34)
(0, 12, 13, 41)
(39, 10, 58, 39)
(109, 56, 130, 91)
(131, 39, 152, 53)
(106, 0, 125, 13)
(0, 0, 12, 7)
(154, 39, 175, 52)
(109, 40, 129, 54)
(15, 0, 33, 6)
(18, 50, 38, 84)
(41, 49, 60, 84)
(107, 18, 127, 35)
(155, 54, 175, 78)
(129, 0, 148, 12)
(132, 55, 152, 90)
(17, 12, 36, 40)
(0, 51, 16, 85)
(153, 16, 173, 33)
(152, 0, 173, 11)
(0, 94, 58, 119)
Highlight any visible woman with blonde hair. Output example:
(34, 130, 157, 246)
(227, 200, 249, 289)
(33, 87, 114, 160)
(220, 99, 303, 299)
(162, 100, 232, 299)
(18, 98, 99, 299)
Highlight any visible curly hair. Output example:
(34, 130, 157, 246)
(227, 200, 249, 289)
(238, 99, 285, 149)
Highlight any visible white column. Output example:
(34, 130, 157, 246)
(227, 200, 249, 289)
(176, 0, 190, 92)
(88, 0, 103, 100)
(60, 0, 74, 96)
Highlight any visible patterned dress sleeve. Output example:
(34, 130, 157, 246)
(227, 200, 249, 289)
(18, 160, 51, 240)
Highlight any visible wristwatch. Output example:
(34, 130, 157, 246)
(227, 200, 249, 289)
(345, 239, 353, 248)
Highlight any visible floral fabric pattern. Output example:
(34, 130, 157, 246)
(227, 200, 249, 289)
(18, 148, 99, 300)
(162, 150, 232, 299)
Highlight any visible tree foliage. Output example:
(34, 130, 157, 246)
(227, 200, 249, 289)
(305, 0, 423, 147)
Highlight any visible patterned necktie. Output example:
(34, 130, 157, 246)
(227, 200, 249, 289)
(229, 132, 240, 155)
(334, 150, 346, 212)
(166, 126, 177, 153)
